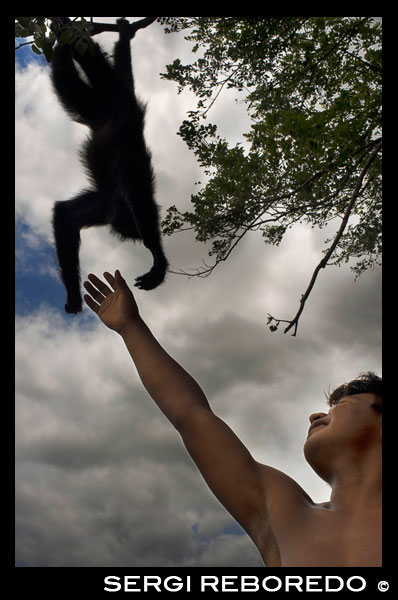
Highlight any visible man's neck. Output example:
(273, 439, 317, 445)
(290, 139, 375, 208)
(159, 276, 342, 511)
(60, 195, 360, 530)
(327, 450, 382, 511)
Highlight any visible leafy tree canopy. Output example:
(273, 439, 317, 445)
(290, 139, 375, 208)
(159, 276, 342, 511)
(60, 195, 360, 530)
(159, 17, 382, 334)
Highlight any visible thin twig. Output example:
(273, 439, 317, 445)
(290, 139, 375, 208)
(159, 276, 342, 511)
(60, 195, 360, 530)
(15, 40, 34, 50)
(281, 140, 382, 336)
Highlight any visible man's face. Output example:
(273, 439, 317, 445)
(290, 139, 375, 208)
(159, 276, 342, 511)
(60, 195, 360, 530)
(303, 393, 382, 483)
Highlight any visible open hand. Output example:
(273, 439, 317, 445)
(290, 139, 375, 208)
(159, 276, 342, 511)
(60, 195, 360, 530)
(83, 270, 139, 334)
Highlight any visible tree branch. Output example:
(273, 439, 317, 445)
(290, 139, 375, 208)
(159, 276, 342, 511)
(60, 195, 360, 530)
(167, 169, 329, 278)
(15, 40, 34, 50)
(59, 17, 157, 37)
(275, 140, 382, 336)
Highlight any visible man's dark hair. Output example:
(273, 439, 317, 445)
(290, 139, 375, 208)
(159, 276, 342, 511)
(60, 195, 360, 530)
(326, 371, 382, 408)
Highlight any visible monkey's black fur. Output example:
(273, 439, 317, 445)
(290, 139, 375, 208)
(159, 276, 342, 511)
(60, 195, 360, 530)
(51, 17, 168, 313)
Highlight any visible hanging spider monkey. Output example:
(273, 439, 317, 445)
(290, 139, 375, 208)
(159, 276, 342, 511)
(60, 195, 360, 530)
(51, 17, 168, 313)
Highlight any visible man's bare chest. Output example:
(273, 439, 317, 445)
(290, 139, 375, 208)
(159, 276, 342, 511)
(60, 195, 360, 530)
(267, 507, 381, 567)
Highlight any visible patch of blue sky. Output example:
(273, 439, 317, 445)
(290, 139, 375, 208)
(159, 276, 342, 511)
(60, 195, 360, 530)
(15, 38, 48, 69)
(15, 218, 63, 315)
(15, 219, 100, 329)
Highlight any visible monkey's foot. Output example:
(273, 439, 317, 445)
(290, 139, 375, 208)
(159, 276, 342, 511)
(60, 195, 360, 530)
(135, 267, 167, 291)
(65, 295, 83, 314)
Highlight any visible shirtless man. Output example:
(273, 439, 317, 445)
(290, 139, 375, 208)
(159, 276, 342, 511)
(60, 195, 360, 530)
(83, 270, 382, 567)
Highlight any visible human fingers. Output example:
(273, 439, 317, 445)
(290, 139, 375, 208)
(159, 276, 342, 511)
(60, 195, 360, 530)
(86, 273, 113, 296)
(103, 271, 128, 292)
(113, 270, 130, 290)
(83, 280, 105, 304)
(83, 293, 100, 314)
(103, 271, 116, 288)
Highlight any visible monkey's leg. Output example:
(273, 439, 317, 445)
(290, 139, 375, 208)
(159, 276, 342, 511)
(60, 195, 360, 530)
(110, 195, 168, 290)
(134, 211, 169, 290)
(115, 186, 168, 291)
(52, 190, 109, 313)
(134, 235, 169, 290)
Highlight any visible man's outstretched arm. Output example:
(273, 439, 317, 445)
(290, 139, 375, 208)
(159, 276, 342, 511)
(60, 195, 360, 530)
(83, 271, 268, 539)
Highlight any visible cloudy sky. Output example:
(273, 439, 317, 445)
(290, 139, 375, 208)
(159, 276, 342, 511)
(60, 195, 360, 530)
(15, 17, 382, 568)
